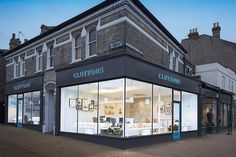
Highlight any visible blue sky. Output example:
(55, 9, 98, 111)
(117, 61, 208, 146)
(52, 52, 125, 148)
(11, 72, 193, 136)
(0, 0, 236, 49)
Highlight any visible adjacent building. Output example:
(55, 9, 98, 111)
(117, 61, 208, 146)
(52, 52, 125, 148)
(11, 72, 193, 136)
(181, 24, 235, 133)
(0, 49, 7, 123)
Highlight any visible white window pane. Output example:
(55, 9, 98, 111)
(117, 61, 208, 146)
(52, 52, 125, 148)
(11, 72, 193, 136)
(125, 79, 152, 137)
(89, 29, 96, 42)
(75, 47, 81, 60)
(181, 92, 198, 131)
(89, 42, 96, 56)
(153, 85, 172, 134)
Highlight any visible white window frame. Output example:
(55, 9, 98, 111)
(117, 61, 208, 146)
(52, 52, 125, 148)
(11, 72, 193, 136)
(13, 54, 26, 79)
(19, 54, 25, 77)
(222, 76, 225, 89)
(13, 57, 20, 78)
(85, 26, 97, 59)
(169, 50, 174, 70)
(72, 34, 82, 63)
(36, 49, 43, 72)
(46, 46, 54, 69)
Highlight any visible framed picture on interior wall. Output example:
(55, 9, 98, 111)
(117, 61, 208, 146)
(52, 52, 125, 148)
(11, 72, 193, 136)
(93, 100, 98, 109)
(69, 98, 77, 108)
(82, 98, 89, 111)
(165, 106, 172, 115)
(89, 104, 94, 111)
(165, 101, 172, 107)
(160, 106, 165, 113)
(75, 99, 82, 110)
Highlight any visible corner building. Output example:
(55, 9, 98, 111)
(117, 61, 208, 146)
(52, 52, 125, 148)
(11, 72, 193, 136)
(4, 0, 200, 148)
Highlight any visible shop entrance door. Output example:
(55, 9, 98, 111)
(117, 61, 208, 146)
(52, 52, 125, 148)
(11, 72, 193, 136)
(17, 98, 23, 128)
(172, 102, 181, 140)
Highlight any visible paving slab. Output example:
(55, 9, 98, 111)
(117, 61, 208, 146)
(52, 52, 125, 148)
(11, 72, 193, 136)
(0, 124, 235, 157)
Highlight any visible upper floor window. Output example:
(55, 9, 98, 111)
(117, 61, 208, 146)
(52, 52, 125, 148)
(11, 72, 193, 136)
(232, 81, 234, 92)
(47, 46, 54, 69)
(74, 35, 82, 61)
(86, 27, 97, 58)
(20, 54, 25, 76)
(222, 76, 225, 89)
(36, 49, 43, 72)
(13, 54, 25, 78)
(13, 57, 20, 78)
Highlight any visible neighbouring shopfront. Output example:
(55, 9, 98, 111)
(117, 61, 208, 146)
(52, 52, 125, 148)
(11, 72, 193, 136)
(200, 83, 233, 135)
(55, 54, 201, 148)
(6, 75, 43, 131)
(233, 95, 236, 128)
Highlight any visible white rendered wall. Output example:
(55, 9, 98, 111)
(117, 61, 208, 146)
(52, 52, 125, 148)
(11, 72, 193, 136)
(196, 63, 236, 93)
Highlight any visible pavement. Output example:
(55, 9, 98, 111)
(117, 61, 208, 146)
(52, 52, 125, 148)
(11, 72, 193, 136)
(0, 124, 235, 157)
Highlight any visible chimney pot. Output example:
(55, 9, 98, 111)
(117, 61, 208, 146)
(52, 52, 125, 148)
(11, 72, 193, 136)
(12, 33, 16, 39)
(188, 28, 199, 40)
(9, 33, 21, 50)
(212, 22, 221, 38)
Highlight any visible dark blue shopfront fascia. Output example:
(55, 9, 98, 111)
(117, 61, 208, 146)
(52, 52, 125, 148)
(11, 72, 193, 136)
(56, 55, 200, 94)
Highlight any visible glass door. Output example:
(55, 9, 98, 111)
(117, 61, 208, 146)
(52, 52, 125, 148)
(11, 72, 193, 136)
(17, 98, 23, 128)
(172, 102, 181, 140)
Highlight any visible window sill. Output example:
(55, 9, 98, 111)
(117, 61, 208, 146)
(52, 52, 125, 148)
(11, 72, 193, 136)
(70, 59, 82, 64)
(13, 75, 25, 80)
(45, 67, 54, 71)
(85, 54, 97, 60)
(35, 70, 43, 74)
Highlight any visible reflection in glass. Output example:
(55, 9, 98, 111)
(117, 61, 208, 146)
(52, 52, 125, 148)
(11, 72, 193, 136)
(125, 79, 152, 137)
(60, 86, 78, 133)
(153, 86, 172, 134)
(32, 91, 40, 125)
(8, 95, 17, 123)
(181, 92, 198, 131)
(99, 79, 124, 137)
(174, 90, 181, 101)
(201, 98, 217, 133)
(78, 83, 98, 134)
(24, 93, 32, 124)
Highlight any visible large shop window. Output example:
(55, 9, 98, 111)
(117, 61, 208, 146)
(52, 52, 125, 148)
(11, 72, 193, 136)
(60, 79, 124, 136)
(181, 92, 198, 131)
(125, 79, 152, 137)
(60, 78, 199, 137)
(201, 98, 217, 129)
(31, 91, 40, 125)
(78, 83, 98, 135)
(153, 85, 172, 134)
(61, 86, 78, 133)
(99, 79, 124, 137)
(23, 91, 40, 125)
(8, 95, 17, 123)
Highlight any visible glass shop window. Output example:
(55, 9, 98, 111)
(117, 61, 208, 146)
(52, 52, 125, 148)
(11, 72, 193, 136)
(78, 82, 98, 135)
(153, 85, 172, 134)
(60, 86, 78, 133)
(8, 95, 17, 123)
(99, 79, 124, 137)
(181, 91, 198, 131)
(125, 79, 152, 137)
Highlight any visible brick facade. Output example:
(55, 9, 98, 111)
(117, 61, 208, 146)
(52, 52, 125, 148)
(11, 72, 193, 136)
(3, 0, 192, 131)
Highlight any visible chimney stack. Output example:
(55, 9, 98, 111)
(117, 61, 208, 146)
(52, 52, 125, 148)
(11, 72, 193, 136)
(9, 33, 21, 50)
(188, 28, 199, 39)
(40, 24, 54, 34)
(212, 22, 221, 38)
